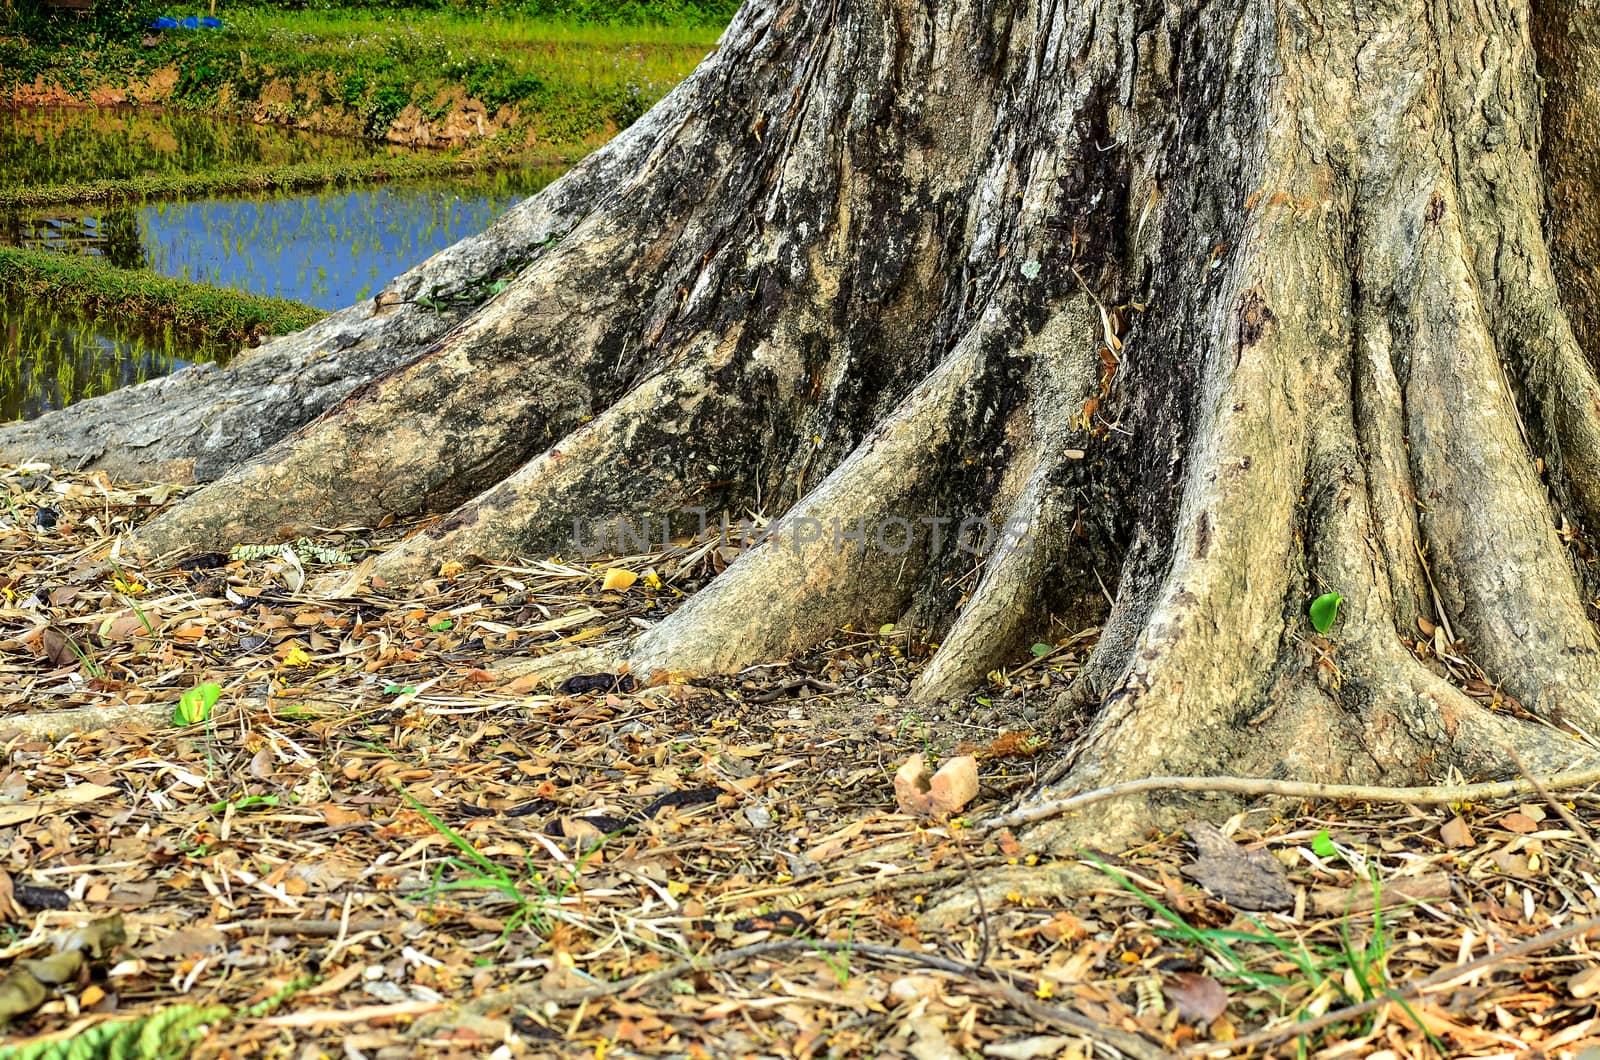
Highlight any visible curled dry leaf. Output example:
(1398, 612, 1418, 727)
(893, 754, 979, 817)
(1499, 811, 1539, 834)
(1162, 971, 1228, 1023)
(1440, 815, 1475, 848)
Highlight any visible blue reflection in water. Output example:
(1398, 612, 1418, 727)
(138, 174, 557, 310)
(1, 165, 566, 418)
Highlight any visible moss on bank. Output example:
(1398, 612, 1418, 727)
(0, 148, 579, 209)
(0, 247, 324, 346)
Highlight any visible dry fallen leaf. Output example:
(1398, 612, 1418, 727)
(601, 568, 638, 592)
(1440, 816, 1475, 848)
(0, 784, 120, 827)
(985, 1037, 1079, 1060)
(146, 924, 229, 959)
(893, 754, 979, 816)
(1163, 971, 1229, 1023)
(1181, 822, 1293, 911)
(0, 966, 48, 1023)
(1569, 966, 1600, 999)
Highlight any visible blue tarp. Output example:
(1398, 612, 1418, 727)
(149, 15, 222, 29)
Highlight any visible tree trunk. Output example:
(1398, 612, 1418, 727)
(15, 0, 1600, 842)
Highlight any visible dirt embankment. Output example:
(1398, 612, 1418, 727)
(8, 67, 179, 105)
(6, 72, 550, 151)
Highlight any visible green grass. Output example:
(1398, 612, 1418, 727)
(1086, 851, 1442, 1055)
(275, 0, 738, 28)
(228, 9, 724, 48)
(0, 147, 579, 209)
(0, 6, 723, 147)
(403, 791, 608, 943)
(0, 246, 325, 346)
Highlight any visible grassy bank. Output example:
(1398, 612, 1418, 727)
(0, 246, 324, 346)
(0, 6, 724, 148)
(0, 147, 578, 209)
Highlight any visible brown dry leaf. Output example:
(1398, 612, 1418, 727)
(100, 611, 152, 643)
(893, 754, 979, 816)
(1162, 971, 1228, 1023)
(262, 1001, 444, 1028)
(37, 628, 75, 668)
(887, 975, 948, 1005)
(1180, 822, 1293, 911)
(1310, 872, 1452, 916)
(984, 1037, 1080, 1060)
(320, 804, 365, 828)
(0, 783, 119, 827)
(1500, 811, 1540, 834)
(1441, 815, 1476, 848)
(146, 924, 228, 959)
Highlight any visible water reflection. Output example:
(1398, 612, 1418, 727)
(140, 168, 565, 308)
(0, 104, 570, 419)
(1, 211, 146, 268)
(0, 104, 405, 188)
(0, 299, 229, 422)
(4, 167, 566, 310)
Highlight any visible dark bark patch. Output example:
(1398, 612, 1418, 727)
(1425, 190, 1446, 226)
(1236, 287, 1275, 348)
(1195, 510, 1210, 559)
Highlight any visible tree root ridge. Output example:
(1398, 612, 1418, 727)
(35, 0, 1600, 851)
(983, 764, 1600, 835)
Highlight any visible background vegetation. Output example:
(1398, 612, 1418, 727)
(0, 245, 324, 344)
(1, 1, 727, 145)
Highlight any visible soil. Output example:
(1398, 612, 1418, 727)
(7, 68, 179, 106)
(385, 90, 513, 149)
(4, 70, 522, 151)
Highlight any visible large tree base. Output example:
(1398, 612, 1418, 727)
(10, 0, 1600, 848)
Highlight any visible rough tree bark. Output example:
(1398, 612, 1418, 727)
(8, 0, 1600, 842)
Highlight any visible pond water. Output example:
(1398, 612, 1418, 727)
(7, 167, 566, 309)
(0, 106, 569, 420)
(0, 299, 229, 422)
(0, 105, 403, 187)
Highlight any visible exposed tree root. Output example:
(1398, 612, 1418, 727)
(26, 0, 1600, 875)
(627, 312, 1016, 678)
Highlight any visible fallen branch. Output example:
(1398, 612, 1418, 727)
(979, 765, 1600, 833)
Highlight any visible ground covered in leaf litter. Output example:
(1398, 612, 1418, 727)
(2, 463, 1600, 1059)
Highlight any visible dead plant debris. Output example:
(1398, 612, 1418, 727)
(1, 463, 1600, 1058)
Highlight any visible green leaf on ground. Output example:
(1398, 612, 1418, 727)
(174, 682, 222, 726)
